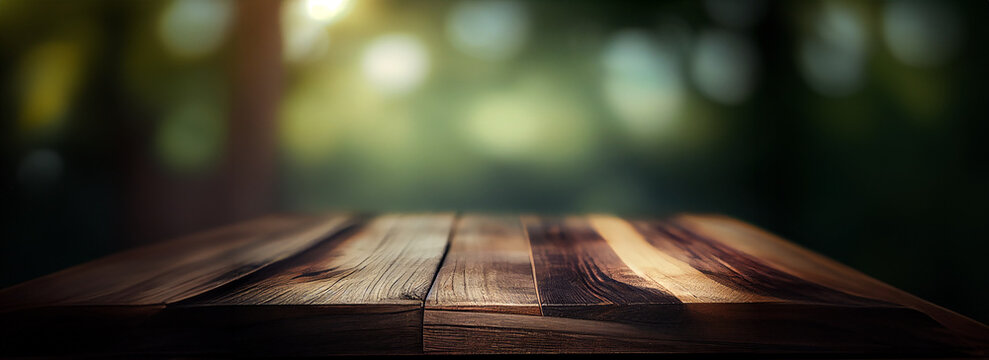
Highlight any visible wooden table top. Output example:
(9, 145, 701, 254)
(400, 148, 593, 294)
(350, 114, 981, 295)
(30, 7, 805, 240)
(1, 213, 986, 357)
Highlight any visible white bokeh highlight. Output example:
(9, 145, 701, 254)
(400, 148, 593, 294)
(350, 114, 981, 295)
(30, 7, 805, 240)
(306, 0, 352, 22)
(281, 0, 353, 64)
(361, 34, 431, 95)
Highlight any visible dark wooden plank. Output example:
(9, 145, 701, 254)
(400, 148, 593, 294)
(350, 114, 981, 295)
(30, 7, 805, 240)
(137, 305, 421, 356)
(425, 214, 539, 315)
(423, 304, 968, 356)
(522, 215, 681, 322)
(0, 214, 356, 356)
(0, 214, 354, 309)
(148, 213, 456, 356)
(0, 305, 163, 357)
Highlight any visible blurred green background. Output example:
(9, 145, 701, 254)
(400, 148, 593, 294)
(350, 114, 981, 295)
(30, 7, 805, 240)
(1, 0, 987, 323)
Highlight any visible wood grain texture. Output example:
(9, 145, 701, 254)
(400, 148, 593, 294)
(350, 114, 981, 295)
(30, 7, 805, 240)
(155, 213, 456, 355)
(589, 215, 772, 303)
(422, 215, 540, 354)
(0, 214, 356, 356)
(0, 214, 354, 309)
(1, 212, 986, 357)
(424, 304, 966, 356)
(427, 214, 985, 356)
(671, 214, 989, 355)
(629, 217, 890, 306)
(189, 213, 454, 305)
(523, 215, 681, 322)
(425, 215, 539, 315)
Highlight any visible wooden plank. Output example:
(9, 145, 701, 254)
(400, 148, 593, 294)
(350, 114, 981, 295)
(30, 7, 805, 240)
(423, 215, 540, 353)
(137, 305, 421, 356)
(522, 215, 681, 322)
(588, 214, 772, 303)
(423, 304, 967, 356)
(190, 213, 453, 305)
(2, 212, 986, 356)
(0, 214, 354, 309)
(152, 213, 456, 356)
(671, 214, 989, 355)
(0, 305, 165, 357)
(624, 216, 889, 306)
(431, 214, 983, 356)
(0, 214, 356, 356)
(425, 214, 539, 315)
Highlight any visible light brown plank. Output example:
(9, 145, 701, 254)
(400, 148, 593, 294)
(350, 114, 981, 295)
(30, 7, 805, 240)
(191, 213, 454, 305)
(589, 215, 772, 303)
(627, 217, 890, 307)
(423, 215, 541, 353)
(425, 215, 539, 315)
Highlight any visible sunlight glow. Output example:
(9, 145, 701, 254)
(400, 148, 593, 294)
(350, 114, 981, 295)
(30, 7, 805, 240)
(361, 34, 430, 95)
(464, 78, 593, 164)
(282, 0, 329, 63)
(305, 0, 352, 23)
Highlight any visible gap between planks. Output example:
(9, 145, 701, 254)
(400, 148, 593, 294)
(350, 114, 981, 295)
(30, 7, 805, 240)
(521, 214, 544, 316)
(420, 212, 461, 343)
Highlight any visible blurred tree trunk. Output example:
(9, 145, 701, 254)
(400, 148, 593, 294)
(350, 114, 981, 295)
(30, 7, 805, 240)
(126, 0, 282, 244)
(222, 0, 283, 222)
